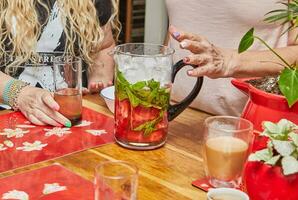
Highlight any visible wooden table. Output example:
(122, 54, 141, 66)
(0, 94, 211, 200)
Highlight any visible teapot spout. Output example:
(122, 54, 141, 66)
(231, 78, 250, 94)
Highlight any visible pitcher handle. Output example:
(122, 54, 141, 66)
(168, 60, 204, 121)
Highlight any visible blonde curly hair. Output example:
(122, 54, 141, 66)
(0, 0, 120, 71)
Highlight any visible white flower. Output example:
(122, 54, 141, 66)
(3, 140, 14, 148)
(2, 190, 29, 200)
(43, 183, 67, 195)
(44, 127, 71, 137)
(16, 125, 36, 129)
(0, 144, 7, 151)
(85, 129, 107, 136)
(0, 128, 29, 138)
(16, 141, 47, 152)
(74, 120, 92, 127)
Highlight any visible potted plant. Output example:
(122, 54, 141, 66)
(233, 1, 298, 131)
(243, 119, 298, 200)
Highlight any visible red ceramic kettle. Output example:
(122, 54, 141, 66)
(231, 78, 298, 131)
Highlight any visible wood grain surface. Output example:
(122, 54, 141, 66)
(0, 94, 211, 200)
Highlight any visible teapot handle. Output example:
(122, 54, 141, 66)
(168, 60, 203, 121)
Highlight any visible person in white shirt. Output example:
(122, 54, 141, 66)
(166, 0, 298, 116)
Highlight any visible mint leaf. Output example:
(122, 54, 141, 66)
(238, 28, 255, 53)
(249, 149, 273, 162)
(289, 132, 298, 146)
(281, 156, 298, 175)
(272, 140, 295, 156)
(133, 111, 164, 136)
(279, 67, 298, 107)
(265, 155, 281, 166)
(131, 81, 146, 90)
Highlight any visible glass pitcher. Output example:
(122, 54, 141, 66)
(113, 43, 203, 150)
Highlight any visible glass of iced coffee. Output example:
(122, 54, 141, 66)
(53, 56, 82, 126)
(203, 116, 253, 188)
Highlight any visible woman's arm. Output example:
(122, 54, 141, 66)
(0, 72, 15, 102)
(85, 24, 115, 93)
(223, 46, 298, 78)
(0, 71, 71, 127)
(169, 26, 298, 78)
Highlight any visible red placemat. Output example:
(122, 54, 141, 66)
(0, 107, 114, 173)
(0, 164, 94, 200)
(192, 178, 244, 192)
(192, 178, 213, 192)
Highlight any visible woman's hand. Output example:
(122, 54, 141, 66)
(83, 24, 115, 95)
(169, 26, 239, 79)
(82, 61, 113, 95)
(17, 86, 71, 127)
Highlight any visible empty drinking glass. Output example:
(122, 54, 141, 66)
(94, 161, 138, 200)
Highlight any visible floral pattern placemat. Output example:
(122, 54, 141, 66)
(0, 107, 114, 173)
(0, 164, 94, 200)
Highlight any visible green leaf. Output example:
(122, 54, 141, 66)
(292, 150, 298, 159)
(133, 111, 164, 136)
(272, 140, 295, 156)
(248, 149, 273, 162)
(264, 12, 290, 23)
(238, 28, 255, 53)
(279, 68, 298, 107)
(265, 155, 281, 166)
(263, 121, 280, 134)
(131, 81, 146, 90)
(277, 119, 293, 134)
(289, 132, 298, 146)
(281, 156, 298, 175)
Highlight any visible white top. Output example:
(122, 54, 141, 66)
(166, 0, 287, 116)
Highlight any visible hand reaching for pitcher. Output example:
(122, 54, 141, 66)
(169, 25, 239, 79)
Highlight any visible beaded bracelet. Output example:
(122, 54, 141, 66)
(2, 79, 30, 111)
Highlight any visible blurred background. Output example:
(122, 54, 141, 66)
(118, 0, 168, 44)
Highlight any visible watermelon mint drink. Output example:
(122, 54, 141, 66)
(112, 43, 203, 150)
(115, 70, 170, 149)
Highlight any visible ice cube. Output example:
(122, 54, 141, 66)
(159, 57, 172, 67)
(115, 54, 133, 71)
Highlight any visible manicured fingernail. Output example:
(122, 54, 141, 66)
(53, 104, 60, 111)
(65, 121, 72, 128)
(187, 70, 194, 75)
(173, 32, 180, 38)
(180, 41, 187, 48)
(184, 57, 190, 63)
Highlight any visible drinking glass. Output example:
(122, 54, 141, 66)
(203, 116, 253, 188)
(53, 56, 82, 125)
(94, 161, 138, 200)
